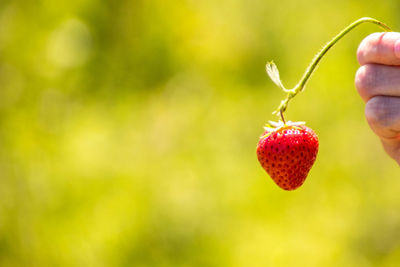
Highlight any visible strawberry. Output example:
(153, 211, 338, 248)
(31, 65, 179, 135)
(256, 121, 319, 190)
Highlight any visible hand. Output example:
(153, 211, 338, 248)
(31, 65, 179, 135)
(355, 32, 400, 165)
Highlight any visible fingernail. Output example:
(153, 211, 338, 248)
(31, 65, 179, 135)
(395, 38, 400, 59)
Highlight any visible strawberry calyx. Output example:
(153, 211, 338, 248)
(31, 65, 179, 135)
(261, 120, 305, 139)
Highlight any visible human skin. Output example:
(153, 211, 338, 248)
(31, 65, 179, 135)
(355, 32, 400, 165)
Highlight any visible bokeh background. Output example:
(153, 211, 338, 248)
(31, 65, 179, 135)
(0, 0, 399, 266)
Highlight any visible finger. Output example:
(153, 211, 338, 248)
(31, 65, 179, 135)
(365, 96, 400, 140)
(355, 64, 400, 102)
(357, 32, 400, 66)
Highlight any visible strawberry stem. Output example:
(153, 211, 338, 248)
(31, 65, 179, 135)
(272, 17, 392, 118)
(280, 110, 286, 124)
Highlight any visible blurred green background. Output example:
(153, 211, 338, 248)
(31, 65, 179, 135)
(0, 0, 399, 266)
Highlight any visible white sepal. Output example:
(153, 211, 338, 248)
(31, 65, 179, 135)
(266, 61, 290, 92)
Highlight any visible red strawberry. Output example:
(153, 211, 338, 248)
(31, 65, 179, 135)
(256, 121, 319, 190)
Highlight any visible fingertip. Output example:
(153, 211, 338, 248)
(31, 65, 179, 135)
(365, 96, 400, 140)
(394, 38, 400, 59)
(356, 45, 364, 66)
(355, 64, 375, 102)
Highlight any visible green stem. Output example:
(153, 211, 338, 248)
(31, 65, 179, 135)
(275, 17, 391, 118)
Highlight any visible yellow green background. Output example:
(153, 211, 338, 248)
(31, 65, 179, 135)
(0, 0, 399, 266)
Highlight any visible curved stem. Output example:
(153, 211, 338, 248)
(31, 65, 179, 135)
(275, 17, 391, 118)
(297, 17, 390, 91)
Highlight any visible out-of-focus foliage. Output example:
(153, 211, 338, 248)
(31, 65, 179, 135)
(0, 0, 399, 266)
